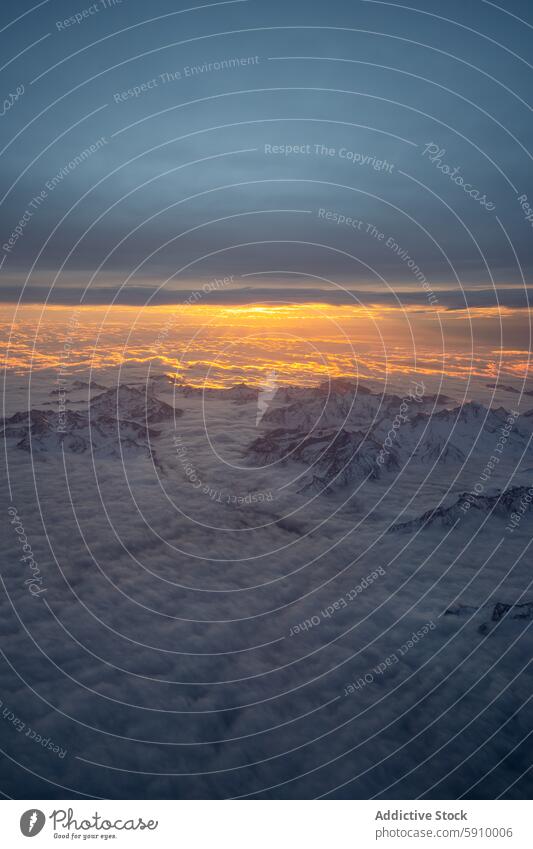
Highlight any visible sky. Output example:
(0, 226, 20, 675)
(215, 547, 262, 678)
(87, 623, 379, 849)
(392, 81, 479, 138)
(1, 0, 532, 312)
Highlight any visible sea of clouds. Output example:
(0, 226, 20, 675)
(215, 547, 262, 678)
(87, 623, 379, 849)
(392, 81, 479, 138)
(1, 369, 533, 799)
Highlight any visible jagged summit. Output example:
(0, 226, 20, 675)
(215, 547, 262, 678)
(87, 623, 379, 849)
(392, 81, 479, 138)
(89, 384, 180, 423)
(390, 486, 533, 533)
(245, 385, 533, 494)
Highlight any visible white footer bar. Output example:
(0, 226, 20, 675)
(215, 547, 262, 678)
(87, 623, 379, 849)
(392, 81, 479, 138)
(2, 799, 530, 848)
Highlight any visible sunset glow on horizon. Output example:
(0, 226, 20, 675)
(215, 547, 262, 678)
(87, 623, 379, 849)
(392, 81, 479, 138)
(2, 301, 531, 387)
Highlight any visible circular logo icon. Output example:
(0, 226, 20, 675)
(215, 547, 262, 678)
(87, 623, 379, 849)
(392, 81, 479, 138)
(20, 809, 46, 837)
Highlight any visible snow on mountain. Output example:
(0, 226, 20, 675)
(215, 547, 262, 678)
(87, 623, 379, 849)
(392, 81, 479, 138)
(246, 386, 533, 495)
(173, 382, 259, 401)
(1, 384, 182, 461)
(49, 379, 107, 396)
(89, 384, 181, 424)
(260, 386, 386, 431)
(248, 426, 399, 492)
(2, 371, 532, 801)
(445, 600, 533, 635)
(298, 430, 400, 494)
(486, 382, 533, 397)
(445, 601, 533, 622)
(259, 381, 451, 432)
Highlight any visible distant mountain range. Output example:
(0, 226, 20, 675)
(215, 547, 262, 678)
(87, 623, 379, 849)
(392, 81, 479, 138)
(390, 486, 533, 533)
(245, 381, 532, 500)
(1, 384, 181, 462)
